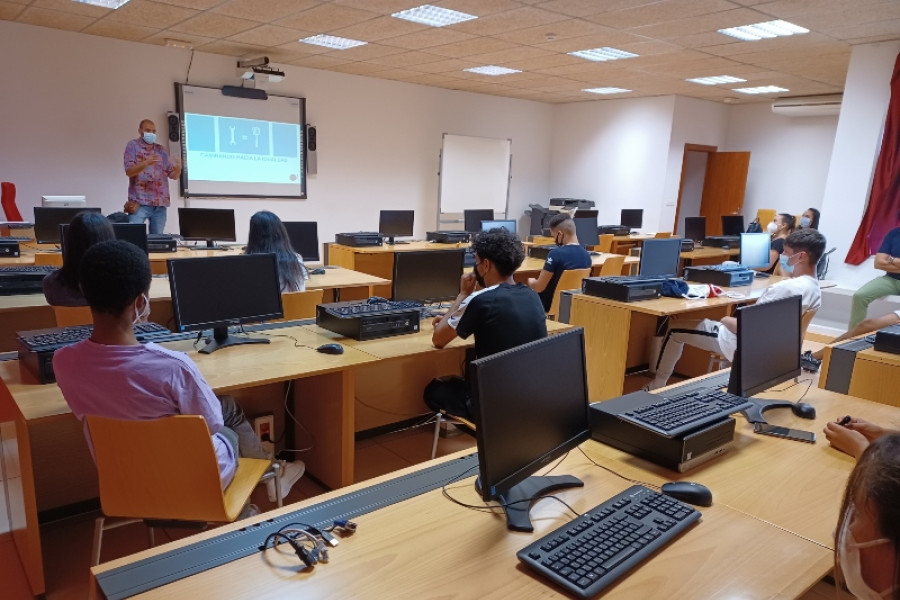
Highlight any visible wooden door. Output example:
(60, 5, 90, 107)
(699, 152, 750, 236)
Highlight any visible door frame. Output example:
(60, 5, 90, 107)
(673, 143, 717, 234)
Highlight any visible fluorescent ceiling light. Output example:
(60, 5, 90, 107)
(686, 75, 746, 85)
(569, 47, 638, 62)
(299, 34, 367, 50)
(392, 4, 477, 27)
(72, 0, 132, 7)
(718, 20, 809, 41)
(464, 65, 521, 76)
(583, 87, 631, 95)
(165, 38, 193, 49)
(733, 85, 789, 94)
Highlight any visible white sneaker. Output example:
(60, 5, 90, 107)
(266, 460, 305, 503)
(239, 503, 260, 520)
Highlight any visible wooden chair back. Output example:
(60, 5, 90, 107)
(279, 289, 325, 320)
(34, 253, 63, 267)
(598, 254, 626, 276)
(53, 305, 92, 327)
(801, 308, 818, 341)
(654, 232, 672, 238)
(531, 235, 555, 246)
(756, 209, 776, 229)
(597, 234, 614, 253)
(548, 268, 590, 319)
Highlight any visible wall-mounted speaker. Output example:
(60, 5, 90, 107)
(307, 125, 317, 151)
(167, 112, 180, 142)
(307, 125, 317, 175)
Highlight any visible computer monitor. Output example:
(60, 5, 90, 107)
(684, 216, 707, 242)
(639, 238, 682, 277)
(34, 207, 102, 244)
(392, 250, 465, 303)
(41, 195, 86, 208)
(112, 223, 148, 255)
(573, 216, 599, 248)
(379, 210, 414, 245)
(481, 220, 517, 237)
(620, 209, 643, 229)
(464, 209, 494, 233)
(178, 208, 237, 249)
(722, 215, 745, 236)
(167, 253, 284, 354)
(728, 295, 802, 398)
(282, 221, 320, 262)
(470, 327, 590, 531)
(739, 233, 771, 269)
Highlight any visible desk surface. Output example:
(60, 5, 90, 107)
(517, 253, 640, 273)
(329, 241, 470, 254)
(681, 246, 740, 260)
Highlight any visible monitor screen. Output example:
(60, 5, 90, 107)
(34, 207, 102, 244)
(178, 208, 236, 247)
(739, 233, 771, 269)
(722, 215, 745, 236)
(464, 209, 494, 233)
(684, 216, 707, 242)
(112, 223, 148, 255)
(167, 253, 283, 353)
(573, 216, 599, 248)
(392, 250, 465, 303)
(282, 221, 319, 262)
(621, 209, 643, 229)
(728, 295, 802, 397)
(639, 238, 682, 277)
(470, 328, 590, 522)
(379, 210, 414, 243)
(481, 220, 517, 236)
(41, 195, 86, 208)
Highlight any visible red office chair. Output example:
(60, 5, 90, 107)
(1, 182, 23, 221)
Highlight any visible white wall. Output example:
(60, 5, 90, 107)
(548, 96, 675, 229)
(675, 151, 708, 236)
(723, 103, 838, 226)
(0, 21, 552, 248)
(820, 40, 900, 289)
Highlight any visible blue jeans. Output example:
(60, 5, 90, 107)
(129, 204, 167, 234)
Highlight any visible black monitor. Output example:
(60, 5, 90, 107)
(722, 215, 745, 236)
(621, 209, 643, 229)
(167, 253, 284, 354)
(178, 208, 236, 249)
(464, 209, 494, 233)
(470, 327, 590, 531)
(112, 223, 148, 255)
(34, 207, 102, 245)
(283, 221, 320, 262)
(573, 216, 599, 248)
(481, 220, 517, 237)
(684, 216, 707, 242)
(728, 295, 802, 398)
(392, 250, 465, 303)
(639, 238, 682, 277)
(379, 210, 414, 245)
(739, 233, 771, 269)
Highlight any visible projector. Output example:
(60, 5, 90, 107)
(237, 56, 284, 83)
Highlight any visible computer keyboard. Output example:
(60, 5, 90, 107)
(0, 265, 57, 274)
(324, 299, 423, 317)
(518, 484, 701, 599)
(621, 390, 752, 438)
(19, 322, 170, 350)
(0, 236, 32, 242)
(703, 264, 747, 272)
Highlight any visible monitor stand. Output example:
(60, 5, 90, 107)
(199, 326, 270, 354)
(740, 398, 795, 424)
(190, 239, 229, 251)
(385, 236, 409, 245)
(476, 475, 583, 532)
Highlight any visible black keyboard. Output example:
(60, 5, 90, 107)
(19, 322, 170, 350)
(621, 390, 752, 437)
(518, 485, 701, 599)
(0, 236, 31, 242)
(0, 265, 57, 274)
(325, 299, 423, 317)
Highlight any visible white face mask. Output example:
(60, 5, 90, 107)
(133, 293, 150, 325)
(766, 221, 779, 234)
(838, 505, 897, 600)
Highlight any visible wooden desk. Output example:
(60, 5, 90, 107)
(820, 342, 900, 407)
(570, 277, 783, 401)
(679, 246, 740, 270)
(515, 253, 639, 279)
(609, 233, 656, 254)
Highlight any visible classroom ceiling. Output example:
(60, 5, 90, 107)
(3, 0, 900, 104)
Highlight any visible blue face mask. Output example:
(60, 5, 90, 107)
(142, 132, 157, 144)
(799, 216, 811, 228)
(779, 253, 795, 275)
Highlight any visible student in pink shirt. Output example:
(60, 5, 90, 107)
(54, 240, 303, 501)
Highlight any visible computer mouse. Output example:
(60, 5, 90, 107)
(316, 343, 344, 355)
(660, 481, 713, 507)
(791, 402, 816, 420)
(311, 268, 326, 275)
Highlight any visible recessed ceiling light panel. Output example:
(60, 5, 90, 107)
(583, 87, 631, 95)
(686, 75, 747, 85)
(464, 65, 521, 76)
(718, 20, 809, 41)
(72, 0, 132, 7)
(733, 85, 790, 94)
(392, 4, 477, 27)
(569, 47, 638, 62)
(299, 34, 368, 50)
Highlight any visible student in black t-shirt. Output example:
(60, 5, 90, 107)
(432, 228, 547, 359)
(527, 213, 592, 312)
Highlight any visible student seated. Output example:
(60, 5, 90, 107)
(759, 213, 796, 274)
(245, 210, 309, 292)
(800, 207, 820, 230)
(647, 229, 825, 390)
(847, 221, 900, 331)
(825, 417, 899, 460)
(42, 211, 115, 306)
(801, 311, 900, 373)
(432, 228, 547, 359)
(831, 434, 899, 598)
(527, 213, 592, 312)
(54, 240, 304, 502)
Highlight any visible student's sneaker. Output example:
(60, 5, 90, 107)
(238, 503, 260, 520)
(800, 350, 821, 373)
(266, 460, 306, 503)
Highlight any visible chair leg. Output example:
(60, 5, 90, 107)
(431, 413, 443, 460)
(274, 460, 284, 508)
(91, 516, 105, 567)
(147, 525, 155, 548)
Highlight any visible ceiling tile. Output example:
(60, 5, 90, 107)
(275, 3, 379, 32)
(380, 27, 476, 50)
(503, 52, 583, 71)
(407, 57, 473, 73)
(214, 0, 321, 22)
(227, 24, 310, 46)
(367, 51, 448, 67)
(492, 17, 601, 45)
(469, 45, 556, 65)
(588, 0, 740, 29)
(194, 39, 266, 56)
(448, 6, 569, 36)
(328, 61, 395, 75)
(535, 0, 626, 18)
(329, 15, 427, 42)
(0, 1, 25, 20)
(322, 42, 405, 61)
(143, 30, 216, 47)
(82, 20, 160, 41)
(537, 29, 648, 53)
(31, 0, 109, 18)
(331, 0, 418, 14)
(152, 0, 226, 9)
(427, 36, 518, 58)
(105, 0, 199, 29)
(629, 7, 773, 38)
(286, 54, 354, 69)
(435, 0, 523, 16)
(170, 12, 258, 37)
(16, 7, 95, 31)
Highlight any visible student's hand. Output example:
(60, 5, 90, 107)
(824, 422, 870, 459)
(432, 314, 444, 327)
(842, 418, 887, 442)
(460, 272, 477, 296)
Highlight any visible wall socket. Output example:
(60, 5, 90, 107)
(252, 414, 275, 456)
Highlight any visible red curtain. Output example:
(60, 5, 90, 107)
(846, 51, 900, 264)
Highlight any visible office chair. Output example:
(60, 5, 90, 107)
(0, 182, 23, 221)
(756, 209, 776, 230)
(34, 253, 63, 267)
(430, 409, 476, 460)
(53, 305, 92, 327)
(86, 415, 280, 566)
(817, 248, 836, 280)
(547, 268, 590, 320)
(597, 234, 614, 253)
(278, 289, 325, 320)
(654, 232, 672, 238)
(598, 254, 626, 276)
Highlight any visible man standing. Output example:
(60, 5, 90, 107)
(124, 119, 181, 234)
(527, 213, 592, 312)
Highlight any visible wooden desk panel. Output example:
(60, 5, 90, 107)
(847, 348, 900, 407)
(516, 253, 639, 279)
